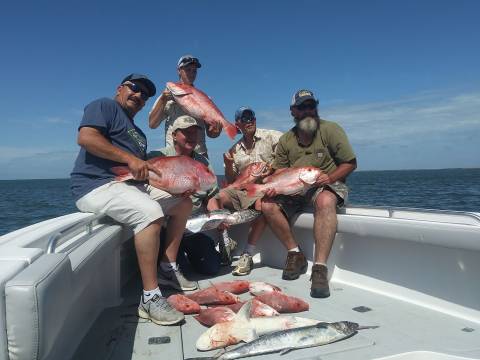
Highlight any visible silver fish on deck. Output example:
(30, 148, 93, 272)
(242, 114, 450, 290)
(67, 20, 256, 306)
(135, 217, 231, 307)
(186, 209, 261, 233)
(189, 321, 368, 360)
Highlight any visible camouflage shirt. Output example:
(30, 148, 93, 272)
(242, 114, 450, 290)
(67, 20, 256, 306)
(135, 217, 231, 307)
(226, 128, 283, 176)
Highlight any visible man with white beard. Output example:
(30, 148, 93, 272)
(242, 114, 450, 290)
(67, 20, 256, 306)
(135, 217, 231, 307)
(261, 89, 357, 298)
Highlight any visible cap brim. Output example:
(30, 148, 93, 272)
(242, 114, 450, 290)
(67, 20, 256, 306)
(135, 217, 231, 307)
(293, 96, 317, 107)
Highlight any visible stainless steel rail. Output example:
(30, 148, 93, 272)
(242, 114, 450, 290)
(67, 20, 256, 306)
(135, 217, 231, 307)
(46, 214, 103, 254)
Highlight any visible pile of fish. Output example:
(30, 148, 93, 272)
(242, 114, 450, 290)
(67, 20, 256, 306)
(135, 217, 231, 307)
(186, 209, 261, 233)
(112, 155, 217, 194)
(166, 279, 376, 359)
(166, 82, 238, 140)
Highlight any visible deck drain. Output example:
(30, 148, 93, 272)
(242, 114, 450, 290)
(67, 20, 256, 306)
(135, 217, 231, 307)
(148, 336, 171, 345)
(352, 306, 372, 313)
(462, 327, 475, 332)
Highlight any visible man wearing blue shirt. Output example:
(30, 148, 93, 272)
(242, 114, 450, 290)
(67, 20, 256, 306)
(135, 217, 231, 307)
(71, 74, 191, 326)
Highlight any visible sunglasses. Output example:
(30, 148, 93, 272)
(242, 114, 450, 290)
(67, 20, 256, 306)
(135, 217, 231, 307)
(121, 82, 149, 101)
(238, 115, 256, 124)
(295, 102, 317, 111)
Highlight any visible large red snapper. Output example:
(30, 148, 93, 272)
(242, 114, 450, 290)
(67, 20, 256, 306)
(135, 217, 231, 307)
(111, 155, 216, 194)
(243, 166, 323, 197)
(166, 82, 237, 140)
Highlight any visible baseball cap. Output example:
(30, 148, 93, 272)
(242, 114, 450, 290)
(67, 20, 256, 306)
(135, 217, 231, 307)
(177, 54, 202, 69)
(235, 106, 255, 121)
(121, 73, 156, 97)
(171, 115, 201, 132)
(290, 89, 318, 107)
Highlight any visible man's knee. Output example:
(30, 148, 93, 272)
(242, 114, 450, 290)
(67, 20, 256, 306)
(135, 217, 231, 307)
(314, 191, 337, 212)
(261, 200, 280, 215)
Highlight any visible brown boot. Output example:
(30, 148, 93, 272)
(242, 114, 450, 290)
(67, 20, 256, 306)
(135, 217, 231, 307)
(282, 251, 308, 280)
(310, 264, 330, 298)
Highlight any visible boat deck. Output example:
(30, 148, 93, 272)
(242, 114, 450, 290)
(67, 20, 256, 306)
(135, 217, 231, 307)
(72, 263, 480, 360)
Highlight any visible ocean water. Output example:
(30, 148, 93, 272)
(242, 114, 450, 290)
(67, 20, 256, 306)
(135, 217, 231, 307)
(0, 168, 479, 236)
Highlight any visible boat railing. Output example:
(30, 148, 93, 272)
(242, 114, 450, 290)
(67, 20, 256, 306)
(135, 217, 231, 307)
(341, 204, 480, 225)
(46, 213, 105, 254)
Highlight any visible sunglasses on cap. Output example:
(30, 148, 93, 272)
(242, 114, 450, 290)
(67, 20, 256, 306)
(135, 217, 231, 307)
(179, 57, 200, 67)
(121, 82, 149, 101)
(295, 102, 317, 111)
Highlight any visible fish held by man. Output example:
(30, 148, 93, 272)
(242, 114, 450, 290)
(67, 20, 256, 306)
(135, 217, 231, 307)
(225, 162, 271, 190)
(186, 209, 261, 233)
(196, 301, 321, 351)
(191, 321, 367, 360)
(166, 82, 237, 140)
(242, 166, 323, 198)
(111, 155, 217, 194)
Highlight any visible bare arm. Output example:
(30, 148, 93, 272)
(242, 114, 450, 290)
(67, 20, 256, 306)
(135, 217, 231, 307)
(148, 88, 172, 129)
(316, 159, 357, 185)
(78, 127, 150, 180)
(223, 151, 237, 184)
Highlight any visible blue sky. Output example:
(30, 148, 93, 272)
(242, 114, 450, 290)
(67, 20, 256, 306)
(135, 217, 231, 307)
(1, 0, 479, 179)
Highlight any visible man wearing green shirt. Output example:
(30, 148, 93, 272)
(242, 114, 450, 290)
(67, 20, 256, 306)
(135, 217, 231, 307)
(261, 89, 357, 298)
(149, 115, 221, 275)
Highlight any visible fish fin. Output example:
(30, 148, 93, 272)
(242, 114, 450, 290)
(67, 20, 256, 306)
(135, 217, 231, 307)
(235, 299, 253, 321)
(111, 166, 134, 181)
(223, 122, 238, 140)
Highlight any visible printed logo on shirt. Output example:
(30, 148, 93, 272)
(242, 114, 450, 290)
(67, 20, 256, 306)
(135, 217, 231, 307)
(317, 152, 324, 158)
(128, 129, 147, 155)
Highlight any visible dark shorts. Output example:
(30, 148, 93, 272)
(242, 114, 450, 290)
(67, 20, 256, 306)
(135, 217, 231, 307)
(177, 233, 221, 275)
(217, 188, 263, 211)
(275, 181, 349, 220)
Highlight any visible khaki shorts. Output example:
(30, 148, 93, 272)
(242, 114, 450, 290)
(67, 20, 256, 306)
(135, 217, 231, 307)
(76, 181, 183, 234)
(275, 181, 349, 220)
(217, 188, 263, 211)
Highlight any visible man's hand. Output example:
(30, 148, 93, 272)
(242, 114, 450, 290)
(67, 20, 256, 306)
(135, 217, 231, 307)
(127, 157, 150, 181)
(181, 189, 195, 197)
(315, 172, 332, 186)
(223, 152, 234, 165)
(264, 187, 278, 198)
(160, 88, 173, 101)
(206, 122, 222, 138)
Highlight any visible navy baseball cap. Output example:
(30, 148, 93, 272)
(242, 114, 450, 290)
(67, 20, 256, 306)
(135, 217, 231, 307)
(235, 106, 255, 121)
(177, 55, 202, 69)
(121, 73, 156, 97)
(290, 89, 318, 107)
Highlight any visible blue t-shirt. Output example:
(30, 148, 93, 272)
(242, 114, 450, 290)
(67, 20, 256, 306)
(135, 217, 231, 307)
(70, 97, 147, 201)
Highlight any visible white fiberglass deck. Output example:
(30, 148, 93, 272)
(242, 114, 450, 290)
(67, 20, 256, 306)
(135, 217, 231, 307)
(72, 264, 480, 360)
(2, 206, 479, 360)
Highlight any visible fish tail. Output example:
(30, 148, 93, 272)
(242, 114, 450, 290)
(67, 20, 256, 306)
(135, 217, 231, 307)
(111, 166, 134, 181)
(223, 122, 238, 140)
